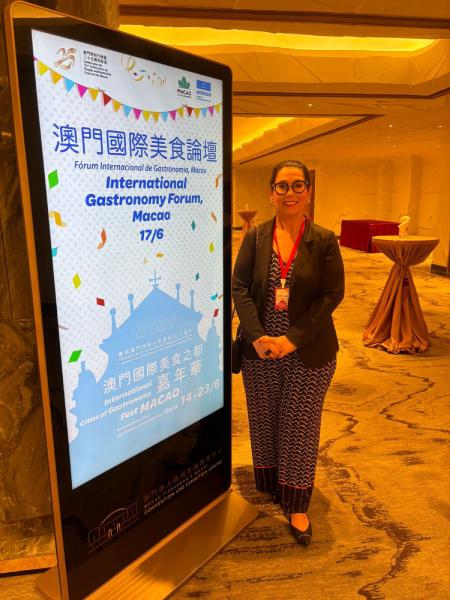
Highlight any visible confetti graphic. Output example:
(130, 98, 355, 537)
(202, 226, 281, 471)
(215, 174, 223, 188)
(195, 273, 200, 281)
(211, 212, 217, 222)
(96, 297, 105, 306)
(156, 252, 164, 258)
(58, 324, 69, 330)
(49, 210, 67, 227)
(191, 221, 196, 231)
(209, 242, 215, 253)
(218, 294, 223, 299)
(211, 293, 218, 300)
(48, 170, 59, 189)
(72, 273, 81, 289)
(213, 308, 219, 317)
(144, 257, 149, 264)
(68, 349, 82, 363)
(52, 247, 58, 257)
(97, 228, 107, 249)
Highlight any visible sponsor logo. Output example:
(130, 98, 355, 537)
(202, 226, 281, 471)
(177, 75, 192, 98)
(54, 47, 77, 70)
(196, 79, 212, 101)
(121, 56, 166, 86)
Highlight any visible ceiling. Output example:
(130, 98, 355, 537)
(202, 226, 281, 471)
(118, 1, 450, 167)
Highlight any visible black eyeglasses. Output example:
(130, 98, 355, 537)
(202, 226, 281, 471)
(272, 180, 308, 195)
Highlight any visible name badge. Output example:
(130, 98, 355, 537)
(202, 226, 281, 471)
(274, 287, 289, 310)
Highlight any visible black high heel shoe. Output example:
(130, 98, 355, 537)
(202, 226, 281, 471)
(290, 516, 312, 546)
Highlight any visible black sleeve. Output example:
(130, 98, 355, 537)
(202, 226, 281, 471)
(232, 228, 265, 343)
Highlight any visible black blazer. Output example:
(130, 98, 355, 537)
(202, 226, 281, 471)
(232, 217, 345, 368)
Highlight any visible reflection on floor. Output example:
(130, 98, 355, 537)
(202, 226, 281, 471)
(1, 238, 449, 599)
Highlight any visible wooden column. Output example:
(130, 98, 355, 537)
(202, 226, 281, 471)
(0, 0, 119, 572)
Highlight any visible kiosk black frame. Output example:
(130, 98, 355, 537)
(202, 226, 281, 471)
(4, 3, 239, 599)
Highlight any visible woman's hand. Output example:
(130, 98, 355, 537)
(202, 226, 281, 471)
(252, 336, 282, 359)
(272, 335, 297, 358)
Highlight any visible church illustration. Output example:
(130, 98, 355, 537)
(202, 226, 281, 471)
(69, 272, 223, 488)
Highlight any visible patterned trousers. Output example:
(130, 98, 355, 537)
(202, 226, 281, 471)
(241, 353, 336, 514)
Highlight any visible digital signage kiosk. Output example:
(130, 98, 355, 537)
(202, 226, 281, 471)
(4, 2, 256, 598)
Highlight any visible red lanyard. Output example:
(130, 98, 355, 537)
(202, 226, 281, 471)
(273, 218, 306, 288)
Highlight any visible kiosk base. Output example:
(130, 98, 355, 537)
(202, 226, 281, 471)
(36, 491, 258, 599)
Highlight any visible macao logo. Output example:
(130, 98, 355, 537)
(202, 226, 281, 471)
(121, 55, 166, 86)
(54, 47, 77, 70)
(177, 75, 192, 98)
(178, 76, 190, 90)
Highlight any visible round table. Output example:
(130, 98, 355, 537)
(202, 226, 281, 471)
(363, 235, 439, 353)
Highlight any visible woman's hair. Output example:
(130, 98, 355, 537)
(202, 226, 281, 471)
(270, 160, 311, 188)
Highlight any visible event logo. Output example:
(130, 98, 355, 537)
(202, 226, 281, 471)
(54, 47, 77, 70)
(121, 55, 166, 86)
(177, 75, 192, 98)
(196, 79, 212, 102)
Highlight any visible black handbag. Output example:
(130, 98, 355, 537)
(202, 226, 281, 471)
(232, 328, 243, 374)
(231, 226, 258, 374)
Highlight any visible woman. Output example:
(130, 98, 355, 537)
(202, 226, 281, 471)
(232, 159, 344, 545)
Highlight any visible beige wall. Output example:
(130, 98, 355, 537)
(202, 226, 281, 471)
(234, 149, 449, 270)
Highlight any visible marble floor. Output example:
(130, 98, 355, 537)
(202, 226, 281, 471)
(1, 241, 449, 599)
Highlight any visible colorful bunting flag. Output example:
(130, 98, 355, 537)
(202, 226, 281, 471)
(77, 84, 88, 98)
(51, 71, 62, 85)
(89, 88, 99, 101)
(34, 58, 222, 125)
(64, 78, 76, 92)
(37, 61, 49, 76)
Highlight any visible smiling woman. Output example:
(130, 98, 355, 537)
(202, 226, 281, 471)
(232, 158, 345, 545)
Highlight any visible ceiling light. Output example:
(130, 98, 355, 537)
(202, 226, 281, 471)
(307, 103, 314, 107)
(120, 26, 435, 53)
(388, 124, 393, 128)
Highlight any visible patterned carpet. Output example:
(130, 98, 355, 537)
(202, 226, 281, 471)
(1, 241, 449, 599)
